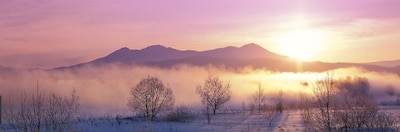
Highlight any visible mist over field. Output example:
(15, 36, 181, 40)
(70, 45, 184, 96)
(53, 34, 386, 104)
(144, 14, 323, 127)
(1, 64, 399, 115)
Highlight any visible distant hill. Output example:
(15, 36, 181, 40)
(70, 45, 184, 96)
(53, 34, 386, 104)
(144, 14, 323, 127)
(55, 44, 400, 74)
(366, 59, 400, 68)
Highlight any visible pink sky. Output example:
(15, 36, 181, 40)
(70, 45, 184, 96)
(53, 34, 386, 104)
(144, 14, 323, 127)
(1, 0, 400, 68)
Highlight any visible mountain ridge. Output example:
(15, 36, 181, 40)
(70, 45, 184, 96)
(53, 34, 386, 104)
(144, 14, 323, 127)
(53, 43, 400, 75)
(88, 43, 286, 65)
(366, 59, 400, 68)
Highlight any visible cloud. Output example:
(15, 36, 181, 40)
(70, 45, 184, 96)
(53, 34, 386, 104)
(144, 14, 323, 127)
(343, 18, 400, 38)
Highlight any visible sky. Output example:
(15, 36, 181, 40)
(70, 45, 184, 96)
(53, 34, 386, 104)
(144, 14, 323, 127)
(1, 0, 400, 68)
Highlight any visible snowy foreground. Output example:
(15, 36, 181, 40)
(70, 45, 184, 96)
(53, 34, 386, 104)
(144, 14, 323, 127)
(72, 110, 304, 132)
(3, 107, 400, 132)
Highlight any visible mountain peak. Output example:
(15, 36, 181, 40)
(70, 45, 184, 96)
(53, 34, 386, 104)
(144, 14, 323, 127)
(143, 45, 168, 50)
(240, 43, 263, 50)
(109, 47, 131, 55)
(239, 43, 271, 53)
(117, 47, 130, 52)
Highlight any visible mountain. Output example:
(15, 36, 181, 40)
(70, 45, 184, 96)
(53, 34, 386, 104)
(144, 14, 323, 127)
(366, 59, 400, 68)
(56, 44, 400, 74)
(91, 45, 198, 64)
(64, 43, 287, 67)
(200, 43, 285, 60)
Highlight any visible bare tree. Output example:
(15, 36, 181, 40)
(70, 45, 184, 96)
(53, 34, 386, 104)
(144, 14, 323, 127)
(44, 90, 79, 132)
(312, 73, 336, 131)
(252, 81, 266, 115)
(299, 92, 312, 126)
(335, 89, 399, 131)
(203, 103, 212, 124)
(30, 86, 45, 132)
(298, 73, 337, 131)
(196, 76, 231, 115)
(275, 88, 284, 113)
(301, 73, 399, 131)
(3, 88, 79, 132)
(127, 76, 175, 121)
(3, 90, 32, 132)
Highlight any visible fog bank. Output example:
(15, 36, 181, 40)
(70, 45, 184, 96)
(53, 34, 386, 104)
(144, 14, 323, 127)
(1, 65, 399, 115)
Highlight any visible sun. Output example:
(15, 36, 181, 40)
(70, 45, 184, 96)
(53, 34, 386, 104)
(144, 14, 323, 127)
(276, 29, 326, 61)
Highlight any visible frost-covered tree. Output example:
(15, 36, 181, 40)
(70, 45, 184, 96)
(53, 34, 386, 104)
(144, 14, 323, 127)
(127, 76, 175, 121)
(253, 81, 266, 115)
(3, 88, 79, 132)
(196, 76, 231, 115)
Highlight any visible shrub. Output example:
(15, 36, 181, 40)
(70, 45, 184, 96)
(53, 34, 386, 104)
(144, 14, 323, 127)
(300, 73, 399, 131)
(166, 106, 196, 123)
(3, 89, 79, 132)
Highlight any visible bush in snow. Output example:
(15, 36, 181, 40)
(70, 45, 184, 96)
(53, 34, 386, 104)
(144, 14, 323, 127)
(165, 105, 196, 123)
(3, 88, 79, 132)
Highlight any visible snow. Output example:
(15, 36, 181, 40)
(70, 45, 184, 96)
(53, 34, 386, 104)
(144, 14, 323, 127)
(3, 107, 400, 132)
(67, 110, 308, 132)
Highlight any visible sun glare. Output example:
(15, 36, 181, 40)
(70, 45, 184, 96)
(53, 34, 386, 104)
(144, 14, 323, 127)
(277, 29, 326, 61)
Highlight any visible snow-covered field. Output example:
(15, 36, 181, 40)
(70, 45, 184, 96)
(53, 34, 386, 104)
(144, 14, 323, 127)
(3, 106, 400, 132)
(70, 110, 306, 132)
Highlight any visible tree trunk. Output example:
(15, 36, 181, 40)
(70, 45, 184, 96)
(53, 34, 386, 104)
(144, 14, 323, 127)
(213, 104, 217, 115)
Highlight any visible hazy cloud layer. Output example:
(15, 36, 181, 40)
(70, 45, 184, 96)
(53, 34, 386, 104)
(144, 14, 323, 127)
(1, 65, 400, 115)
